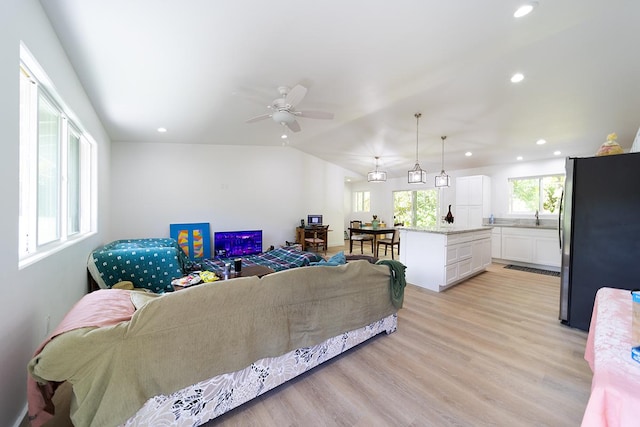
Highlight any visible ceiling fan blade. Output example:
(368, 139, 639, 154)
(245, 113, 271, 123)
(286, 120, 301, 133)
(285, 84, 307, 108)
(295, 110, 334, 120)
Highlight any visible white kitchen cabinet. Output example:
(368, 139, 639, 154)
(481, 238, 492, 268)
(400, 228, 491, 292)
(500, 227, 560, 268)
(455, 175, 491, 228)
(532, 231, 561, 266)
(501, 229, 533, 262)
(491, 227, 501, 259)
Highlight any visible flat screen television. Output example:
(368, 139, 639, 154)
(307, 214, 323, 226)
(214, 230, 262, 258)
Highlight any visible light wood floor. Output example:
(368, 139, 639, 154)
(37, 243, 593, 427)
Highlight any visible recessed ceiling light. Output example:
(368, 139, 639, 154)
(465, 152, 473, 157)
(157, 127, 167, 133)
(517, 156, 523, 161)
(536, 139, 546, 145)
(514, 1, 538, 18)
(511, 73, 525, 83)
(554, 151, 561, 155)
(281, 133, 288, 139)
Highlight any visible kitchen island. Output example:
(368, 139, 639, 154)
(399, 226, 492, 292)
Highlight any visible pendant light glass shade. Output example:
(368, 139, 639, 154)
(408, 113, 427, 184)
(367, 156, 387, 182)
(435, 135, 450, 187)
(408, 164, 427, 184)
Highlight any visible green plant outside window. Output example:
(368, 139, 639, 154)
(509, 175, 565, 214)
(393, 189, 438, 227)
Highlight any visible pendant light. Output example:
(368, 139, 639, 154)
(367, 156, 387, 182)
(408, 113, 427, 184)
(435, 135, 450, 187)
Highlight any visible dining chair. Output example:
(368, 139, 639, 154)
(304, 225, 329, 254)
(349, 220, 374, 254)
(377, 229, 400, 259)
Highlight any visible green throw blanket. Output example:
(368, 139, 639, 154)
(376, 259, 407, 309)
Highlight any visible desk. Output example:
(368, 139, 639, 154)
(582, 287, 640, 427)
(349, 227, 396, 257)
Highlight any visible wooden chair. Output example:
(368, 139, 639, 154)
(304, 225, 329, 254)
(377, 229, 400, 259)
(349, 220, 374, 254)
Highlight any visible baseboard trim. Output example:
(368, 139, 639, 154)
(12, 403, 27, 427)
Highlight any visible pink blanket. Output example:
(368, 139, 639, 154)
(27, 289, 136, 427)
(582, 287, 640, 427)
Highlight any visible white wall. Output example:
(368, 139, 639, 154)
(0, 1, 111, 425)
(346, 171, 456, 227)
(110, 142, 349, 248)
(345, 158, 566, 227)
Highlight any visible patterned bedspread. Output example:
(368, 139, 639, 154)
(198, 246, 322, 274)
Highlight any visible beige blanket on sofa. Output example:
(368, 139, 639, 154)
(28, 260, 398, 427)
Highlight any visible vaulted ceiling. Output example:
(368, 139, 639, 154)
(40, 0, 640, 180)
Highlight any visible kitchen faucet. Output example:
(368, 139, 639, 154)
(535, 210, 540, 226)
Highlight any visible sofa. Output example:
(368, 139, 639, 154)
(28, 259, 406, 427)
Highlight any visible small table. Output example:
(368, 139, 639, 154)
(582, 287, 640, 427)
(348, 226, 396, 257)
(173, 265, 275, 290)
(229, 265, 275, 279)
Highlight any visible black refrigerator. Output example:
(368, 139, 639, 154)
(559, 152, 640, 331)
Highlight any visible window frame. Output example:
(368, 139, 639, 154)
(19, 43, 97, 268)
(353, 191, 371, 213)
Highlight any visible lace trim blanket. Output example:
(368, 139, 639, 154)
(123, 314, 397, 426)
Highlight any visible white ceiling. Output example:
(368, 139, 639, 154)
(39, 0, 640, 180)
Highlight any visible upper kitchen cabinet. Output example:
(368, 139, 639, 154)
(455, 175, 491, 228)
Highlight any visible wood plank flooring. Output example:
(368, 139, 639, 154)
(209, 262, 591, 427)
(37, 244, 592, 427)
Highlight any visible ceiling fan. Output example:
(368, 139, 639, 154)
(245, 84, 334, 133)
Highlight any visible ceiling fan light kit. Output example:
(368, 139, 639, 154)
(408, 112, 427, 184)
(245, 84, 334, 135)
(435, 135, 450, 187)
(368, 156, 387, 183)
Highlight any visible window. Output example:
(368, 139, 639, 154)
(19, 44, 95, 266)
(393, 189, 438, 227)
(508, 175, 564, 214)
(353, 191, 370, 212)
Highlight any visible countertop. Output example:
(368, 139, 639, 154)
(483, 223, 557, 230)
(401, 223, 557, 234)
(400, 226, 492, 235)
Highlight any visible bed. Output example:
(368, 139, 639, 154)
(198, 246, 323, 274)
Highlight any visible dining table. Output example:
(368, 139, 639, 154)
(348, 226, 396, 258)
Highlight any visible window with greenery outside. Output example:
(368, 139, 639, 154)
(509, 175, 564, 214)
(393, 190, 438, 227)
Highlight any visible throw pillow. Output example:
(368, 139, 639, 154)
(310, 251, 346, 267)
